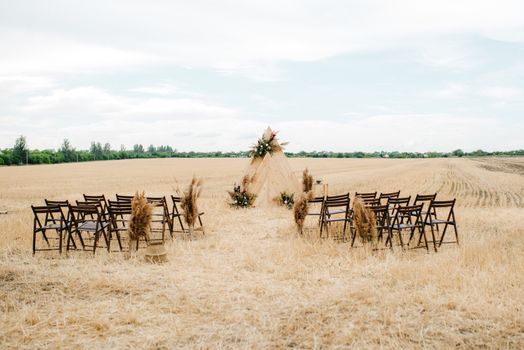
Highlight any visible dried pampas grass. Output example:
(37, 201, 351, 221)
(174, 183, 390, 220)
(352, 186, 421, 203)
(293, 193, 311, 235)
(179, 177, 203, 234)
(353, 198, 377, 244)
(303, 168, 313, 193)
(129, 191, 152, 241)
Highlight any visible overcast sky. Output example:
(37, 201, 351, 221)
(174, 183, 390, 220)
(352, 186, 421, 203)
(1, 0, 523, 152)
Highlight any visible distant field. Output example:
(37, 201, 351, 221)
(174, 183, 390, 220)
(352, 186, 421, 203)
(1, 157, 523, 348)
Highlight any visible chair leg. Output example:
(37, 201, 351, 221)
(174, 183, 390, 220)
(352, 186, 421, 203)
(59, 230, 63, 254)
(429, 224, 438, 252)
(93, 231, 99, 254)
(42, 229, 51, 247)
(33, 231, 37, 255)
(438, 223, 450, 247)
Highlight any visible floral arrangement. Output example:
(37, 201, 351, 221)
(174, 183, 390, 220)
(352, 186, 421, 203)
(228, 176, 256, 208)
(278, 191, 295, 209)
(250, 131, 286, 158)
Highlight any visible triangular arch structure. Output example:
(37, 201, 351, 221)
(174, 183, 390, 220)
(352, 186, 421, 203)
(243, 127, 301, 207)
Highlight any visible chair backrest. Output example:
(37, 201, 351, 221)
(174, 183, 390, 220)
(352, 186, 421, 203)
(379, 191, 400, 201)
(309, 196, 325, 204)
(44, 200, 70, 222)
(147, 196, 168, 208)
(393, 204, 424, 226)
(83, 194, 108, 210)
(427, 199, 456, 222)
(362, 197, 381, 207)
(107, 200, 132, 213)
(355, 191, 377, 200)
(414, 193, 437, 211)
(32, 205, 67, 230)
(69, 204, 103, 228)
(323, 196, 350, 216)
(107, 200, 132, 231)
(388, 196, 411, 207)
(326, 193, 350, 201)
(115, 194, 134, 202)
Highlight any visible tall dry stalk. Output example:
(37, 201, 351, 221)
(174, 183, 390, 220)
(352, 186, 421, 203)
(303, 168, 313, 193)
(129, 191, 152, 252)
(293, 193, 311, 235)
(353, 198, 377, 244)
(180, 177, 203, 239)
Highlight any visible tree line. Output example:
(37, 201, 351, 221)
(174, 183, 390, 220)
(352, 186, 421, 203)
(1, 135, 523, 166)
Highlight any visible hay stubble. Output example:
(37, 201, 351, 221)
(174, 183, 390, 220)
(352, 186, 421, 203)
(0, 158, 523, 348)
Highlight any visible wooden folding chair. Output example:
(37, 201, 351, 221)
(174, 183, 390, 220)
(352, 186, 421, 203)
(170, 195, 205, 235)
(351, 204, 392, 248)
(83, 194, 108, 215)
(31, 205, 68, 254)
(424, 199, 458, 250)
(147, 196, 172, 241)
(68, 204, 110, 254)
(379, 190, 400, 204)
(388, 204, 429, 251)
(107, 200, 132, 252)
(44, 199, 75, 249)
(320, 196, 351, 240)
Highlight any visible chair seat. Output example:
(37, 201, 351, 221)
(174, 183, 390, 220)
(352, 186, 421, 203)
(78, 221, 109, 231)
(42, 222, 68, 230)
(393, 223, 419, 229)
(326, 209, 346, 215)
(430, 219, 454, 224)
(324, 218, 351, 223)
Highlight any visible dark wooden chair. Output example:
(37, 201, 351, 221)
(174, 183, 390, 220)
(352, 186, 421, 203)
(350, 204, 392, 248)
(170, 195, 205, 235)
(107, 200, 132, 252)
(147, 196, 172, 241)
(424, 199, 458, 249)
(320, 196, 351, 240)
(68, 204, 109, 254)
(379, 190, 400, 204)
(31, 205, 68, 254)
(388, 204, 429, 251)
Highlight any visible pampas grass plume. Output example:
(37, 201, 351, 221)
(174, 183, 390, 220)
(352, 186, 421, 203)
(303, 168, 313, 193)
(353, 198, 377, 243)
(129, 191, 152, 240)
(180, 177, 203, 226)
(294, 193, 311, 234)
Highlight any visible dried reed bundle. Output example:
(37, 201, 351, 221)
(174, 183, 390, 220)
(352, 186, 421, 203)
(293, 193, 310, 235)
(303, 168, 313, 193)
(180, 177, 203, 238)
(353, 198, 377, 243)
(129, 191, 152, 241)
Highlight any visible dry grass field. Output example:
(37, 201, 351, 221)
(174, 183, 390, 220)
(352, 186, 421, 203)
(1, 157, 523, 349)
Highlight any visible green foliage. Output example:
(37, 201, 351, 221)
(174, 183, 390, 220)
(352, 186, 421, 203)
(1, 135, 523, 167)
(13, 135, 28, 164)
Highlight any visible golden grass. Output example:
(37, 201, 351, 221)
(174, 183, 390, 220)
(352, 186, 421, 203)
(353, 198, 377, 244)
(129, 191, 152, 241)
(0, 157, 523, 348)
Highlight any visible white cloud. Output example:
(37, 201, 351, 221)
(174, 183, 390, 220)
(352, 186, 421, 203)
(0, 0, 523, 78)
(0, 75, 55, 93)
(424, 84, 466, 99)
(21, 87, 238, 119)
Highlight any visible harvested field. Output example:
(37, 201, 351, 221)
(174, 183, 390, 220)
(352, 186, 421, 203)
(1, 157, 523, 349)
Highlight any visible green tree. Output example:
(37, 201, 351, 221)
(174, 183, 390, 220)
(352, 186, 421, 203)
(13, 135, 28, 164)
(59, 139, 76, 162)
(452, 149, 464, 157)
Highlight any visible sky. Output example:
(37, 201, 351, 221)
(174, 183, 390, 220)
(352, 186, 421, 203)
(0, 0, 523, 152)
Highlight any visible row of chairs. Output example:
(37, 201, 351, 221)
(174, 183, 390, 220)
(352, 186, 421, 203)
(307, 191, 458, 252)
(31, 194, 205, 254)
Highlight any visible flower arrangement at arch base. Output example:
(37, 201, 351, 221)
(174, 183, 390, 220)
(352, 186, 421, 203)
(277, 191, 295, 209)
(228, 176, 256, 208)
